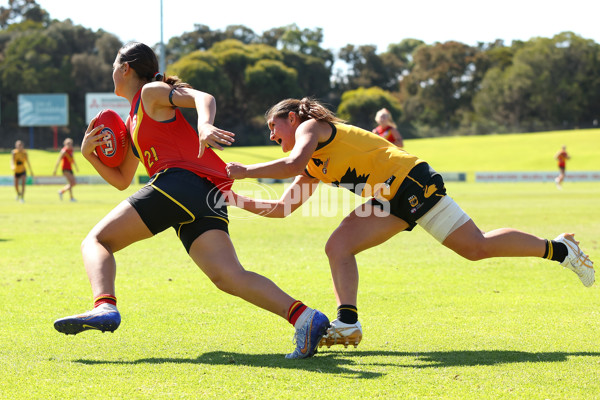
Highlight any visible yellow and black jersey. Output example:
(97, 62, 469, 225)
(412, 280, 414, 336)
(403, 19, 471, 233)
(12, 149, 28, 174)
(305, 123, 424, 200)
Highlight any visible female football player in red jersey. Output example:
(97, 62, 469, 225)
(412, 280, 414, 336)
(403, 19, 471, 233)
(554, 145, 570, 189)
(53, 43, 328, 359)
(372, 108, 403, 148)
(226, 97, 594, 349)
(53, 138, 78, 201)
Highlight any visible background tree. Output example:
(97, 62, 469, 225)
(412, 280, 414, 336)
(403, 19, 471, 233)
(245, 59, 300, 117)
(1, 1, 599, 148)
(0, 0, 48, 29)
(0, 13, 121, 147)
(473, 32, 600, 132)
(338, 45, 393, 91)
(399, 41, 481, 136)
(168, 39, 330, 145)
(336, 86, 403, 132)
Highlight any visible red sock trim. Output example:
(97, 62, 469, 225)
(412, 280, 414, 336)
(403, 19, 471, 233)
(94, 294, 117, 308)
(287, 300, 307, 325)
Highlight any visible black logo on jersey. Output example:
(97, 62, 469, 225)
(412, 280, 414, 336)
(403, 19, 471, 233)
(312, 157, 330, 174)
(332, 168, 370, 195)
(384, 175, 396, 188)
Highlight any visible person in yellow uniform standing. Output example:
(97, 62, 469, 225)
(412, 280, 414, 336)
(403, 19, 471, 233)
(11, 140, 34, 203)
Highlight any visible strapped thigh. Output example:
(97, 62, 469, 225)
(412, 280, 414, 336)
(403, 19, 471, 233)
(416, 195, 470, 243)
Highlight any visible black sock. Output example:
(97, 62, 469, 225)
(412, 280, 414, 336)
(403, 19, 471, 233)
(543, 239, 568, 263)
(337, 304, 358, 324)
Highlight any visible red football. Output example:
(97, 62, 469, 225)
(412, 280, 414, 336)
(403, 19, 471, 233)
(93, 109, 129, 167)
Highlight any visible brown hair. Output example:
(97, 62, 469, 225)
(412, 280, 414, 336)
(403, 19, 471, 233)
(117, 42, 190, 89)
(266, 97, 345, 124)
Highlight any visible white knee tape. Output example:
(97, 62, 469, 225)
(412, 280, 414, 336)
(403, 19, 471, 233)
(416, 196, 470, 243)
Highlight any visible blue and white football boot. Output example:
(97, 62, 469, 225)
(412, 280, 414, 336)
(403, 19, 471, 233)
(286, 309, 329, 359)
(54, 303, 121, 335)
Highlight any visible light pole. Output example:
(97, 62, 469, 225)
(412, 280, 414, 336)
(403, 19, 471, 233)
(159, 0, 166, 73)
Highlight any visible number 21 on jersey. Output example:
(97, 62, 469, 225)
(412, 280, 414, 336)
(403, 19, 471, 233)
(144, 147, 158, 167)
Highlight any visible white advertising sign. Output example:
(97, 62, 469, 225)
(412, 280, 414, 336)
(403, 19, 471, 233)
(476, 171, 600, 182)
(86, 93, 130, 123)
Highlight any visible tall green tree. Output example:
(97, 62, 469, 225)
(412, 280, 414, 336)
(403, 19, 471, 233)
(168, 39, 331, 144)
(474, 32, 600, 132)
(0, 15, 120, 144)
(0, 0, 48, 29)
(337, 86, 402, 132)
(335, 39, 422, 97)
(400, 41, 481, 135)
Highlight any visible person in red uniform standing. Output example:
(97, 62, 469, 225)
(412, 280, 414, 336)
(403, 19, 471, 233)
(372, 108, 403, 148)
(53, 138, 78, 201)
(53, 42, 328, 359)
(554, 145, 570, 189)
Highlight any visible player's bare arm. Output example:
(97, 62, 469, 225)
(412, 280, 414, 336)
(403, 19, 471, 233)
(142, 83, 234, 156)
(232, 174, 320, 218)
(226, 119, 329, 179)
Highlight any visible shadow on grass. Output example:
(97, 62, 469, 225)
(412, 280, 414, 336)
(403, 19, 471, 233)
(75, 351, 382, 378)
(74, 349, 600, 377)
(331, 350, 600, 368)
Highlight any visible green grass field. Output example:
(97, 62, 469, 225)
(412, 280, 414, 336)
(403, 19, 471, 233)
(1, 129, 599, 399)
(1, 128, 599, 178)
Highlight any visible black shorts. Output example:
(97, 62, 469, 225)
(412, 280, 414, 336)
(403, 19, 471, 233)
(369, 162, 446, 230)
(14, 172, 26, 179)
(127, 168, 229, 253)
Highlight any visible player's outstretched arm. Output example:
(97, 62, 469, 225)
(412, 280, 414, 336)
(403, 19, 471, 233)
(231, 175, 319, 218)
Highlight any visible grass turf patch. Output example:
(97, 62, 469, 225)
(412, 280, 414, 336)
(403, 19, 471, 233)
(1, 180, 599, 399)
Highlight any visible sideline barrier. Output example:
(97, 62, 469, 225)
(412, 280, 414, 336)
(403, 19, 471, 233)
(0, 175, 136, 185)
(14, 171, 599, 186)
(476, 171, 600, 183)
(257, 172, 467, 185)
(440, 172, 466, 182)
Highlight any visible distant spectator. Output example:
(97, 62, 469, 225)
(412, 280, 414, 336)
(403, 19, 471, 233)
(11, 140, 33, 203)
(373, 108, 403, 148)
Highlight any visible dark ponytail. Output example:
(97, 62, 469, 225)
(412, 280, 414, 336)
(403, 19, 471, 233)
(118, 42, 190, 89)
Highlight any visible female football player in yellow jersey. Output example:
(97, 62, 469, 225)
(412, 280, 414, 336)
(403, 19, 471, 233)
(226, 97, 595, 349)
(11, 140, 34, 202)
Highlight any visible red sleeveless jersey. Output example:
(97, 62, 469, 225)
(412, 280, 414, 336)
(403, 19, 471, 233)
(557, 151, 568, 168)
(127, 89, 233, 191)
(61, 147, 74, 170)
(375, 125, 397, 145)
